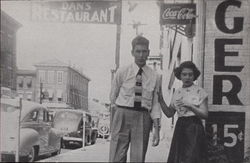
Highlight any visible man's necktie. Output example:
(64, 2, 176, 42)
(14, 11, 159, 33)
(134, 68, 143, 108)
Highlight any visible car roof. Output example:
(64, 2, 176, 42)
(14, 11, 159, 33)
(54, 109, 90, 115)
(1, 98, 47, 120)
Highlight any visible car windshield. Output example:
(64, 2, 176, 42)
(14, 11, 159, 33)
(53, 111, 82, 132)
(56, 111, 80, 121)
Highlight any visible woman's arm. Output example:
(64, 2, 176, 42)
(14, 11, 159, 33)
(180, 97, 208, 119)
(158, 86, 176, 118)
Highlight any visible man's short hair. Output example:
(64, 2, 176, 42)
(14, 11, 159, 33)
(131, 36, 149, 50)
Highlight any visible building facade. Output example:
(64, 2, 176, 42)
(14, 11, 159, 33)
(34, 59, 90, 111)
(203, 0, 250, 162)
(0, 10, 21, 95)
(16, 69, 36, 101)
(159, 0, 250, 162)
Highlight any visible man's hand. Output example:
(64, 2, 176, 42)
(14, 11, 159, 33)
(110, 104, 116, 110)
(152, 118, 160, 146)
(152, 130, 160, 146)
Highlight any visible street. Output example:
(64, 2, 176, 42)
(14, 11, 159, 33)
(1, 1, 249, 162)
(36, 148, 71, 161)
(37, 130, 173, 162)
(36, 138, 108, 162)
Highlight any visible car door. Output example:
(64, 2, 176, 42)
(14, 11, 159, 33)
(37, 108, 51, 152)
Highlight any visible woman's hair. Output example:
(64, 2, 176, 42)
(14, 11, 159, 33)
(174, 61, 201, 81)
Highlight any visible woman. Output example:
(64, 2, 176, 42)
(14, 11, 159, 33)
(158, 61, 208, 163)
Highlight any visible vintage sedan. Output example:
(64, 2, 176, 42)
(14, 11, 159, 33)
(0, 98, 61, 162)
(52, 109, 98, 148)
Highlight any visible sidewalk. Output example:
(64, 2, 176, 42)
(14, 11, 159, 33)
(39, 134, 172, 162)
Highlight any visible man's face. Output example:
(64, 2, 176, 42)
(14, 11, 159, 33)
(132, 44, 150, 68)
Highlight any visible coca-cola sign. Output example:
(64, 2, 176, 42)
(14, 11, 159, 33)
(160, 3, 196, 25)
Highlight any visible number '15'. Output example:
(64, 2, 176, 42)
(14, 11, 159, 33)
(212, 124, 239, 147)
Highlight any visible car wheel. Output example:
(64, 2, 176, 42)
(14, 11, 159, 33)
(91, 133, 97, 145)
(51, 149, 61, 156)
(51, 143, 61, 156)
(27, 147, 36, 162)
(62, 141, 68, 149)
(85, 136, 91, 146)
(62, 138, 69, 149)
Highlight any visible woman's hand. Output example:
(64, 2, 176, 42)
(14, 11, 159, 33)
(157, 85, 164, 102)
(176, 98, 208, 119)
(176, 98, 194, 111)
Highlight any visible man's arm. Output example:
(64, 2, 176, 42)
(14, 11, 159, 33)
(109, 69, 121, 108)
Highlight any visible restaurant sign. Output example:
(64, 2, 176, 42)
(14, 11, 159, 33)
(31, 1, 121, 24)
(160, 3, 196, 25)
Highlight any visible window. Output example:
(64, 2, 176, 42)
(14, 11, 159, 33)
(48, 71, 55, 84)
(43, 110, 49, 122)
(7, 33, 14, 53)
(23, 110, 38, 122)
(18, 77, 24, 88)
(26, 78, 32, 88)
(39, 70, 46, 83)
(57, 71, 63, 84)
(48, 111, 54, 122)
(57, 89, 63, 102)
(38, 110, 44, 122)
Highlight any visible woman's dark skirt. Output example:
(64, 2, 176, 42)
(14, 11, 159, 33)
(167, 116, 207, 163)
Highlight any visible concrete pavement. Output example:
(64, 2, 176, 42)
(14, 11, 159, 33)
(38, 131, 173, 162)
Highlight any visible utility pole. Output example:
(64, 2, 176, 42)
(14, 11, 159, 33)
(15, 98, 22, 162)
(40, 82, 43, 104)
(110, 0, 122, 135)
(128, 21, 146, 36)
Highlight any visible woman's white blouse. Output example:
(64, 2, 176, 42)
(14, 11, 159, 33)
(171, 84, 208, 117)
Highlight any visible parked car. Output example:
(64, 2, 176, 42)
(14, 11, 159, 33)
(52, 109, 98, 148)
(97, 113, 110, 139)
(98, 119, 110, 139)
(0, 98, 62, 162)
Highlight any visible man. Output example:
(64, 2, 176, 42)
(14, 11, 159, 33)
(109, 36, 161, 162)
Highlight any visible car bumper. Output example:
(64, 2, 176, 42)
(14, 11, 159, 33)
(63, 136, 82, 142)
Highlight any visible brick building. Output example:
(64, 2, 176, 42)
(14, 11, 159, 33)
(0, 10, 21, 95)
(34, 59, 90, 111)
(16, 69, 36, 101)
(159, 0, 250, 162)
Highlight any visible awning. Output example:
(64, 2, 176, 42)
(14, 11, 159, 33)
(48, 89, 54, 98)
(27, 94, 32, 100)
(18, 94, 23, 98)
(57, 89, 63, 98)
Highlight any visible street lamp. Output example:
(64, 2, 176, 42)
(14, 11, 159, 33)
(15, 98, 22, 162)
(82, 111, 86, 151)
(40, 82, 44, 104)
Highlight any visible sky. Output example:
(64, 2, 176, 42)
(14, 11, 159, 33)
(1, 0, 161, 103)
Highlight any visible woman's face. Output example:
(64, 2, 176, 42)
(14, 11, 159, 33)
(180, 68, 194, 87)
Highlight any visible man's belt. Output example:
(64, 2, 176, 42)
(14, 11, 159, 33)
(117, 105, 149, 112)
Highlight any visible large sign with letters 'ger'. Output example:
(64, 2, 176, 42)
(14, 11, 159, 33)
(31, 1, 121, 24)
